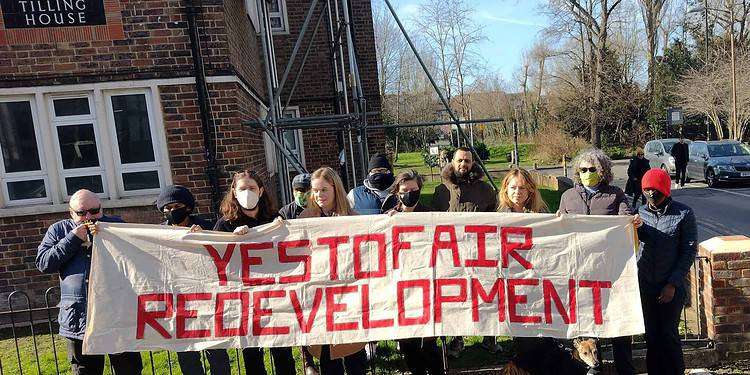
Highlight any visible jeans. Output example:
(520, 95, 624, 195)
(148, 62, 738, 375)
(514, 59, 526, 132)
(642, 289, 686, 375)
(177, 350, 231, 375)
(66, 337, 142, 375)
(318, 346, 367, 375)
(675, 164, 687, 186)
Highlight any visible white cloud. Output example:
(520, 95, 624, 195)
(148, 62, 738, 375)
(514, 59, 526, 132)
(398, 3, 420, 16)
(477, 12, 545, 28)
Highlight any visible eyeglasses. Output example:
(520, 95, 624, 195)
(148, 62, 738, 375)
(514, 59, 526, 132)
(579, 167, 597, 173)
(71, 206, 101, 216)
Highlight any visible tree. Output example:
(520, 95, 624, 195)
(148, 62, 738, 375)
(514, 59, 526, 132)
(638, 0, 669, 94)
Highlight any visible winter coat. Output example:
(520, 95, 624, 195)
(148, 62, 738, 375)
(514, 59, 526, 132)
(161, 215, 215, 230)
(347, 180, 389, 215)
(36, 215, 123, 339)
(637, 198, 698, 294)
(278, 202, 305, 220)
(432, 163, 497, 212)
(558, 184, 631, 216)
(671, 142, 689, 166)
(497, 205, 549, 214)
(625, 157, 651, 195)
(213, 212, 275, 232)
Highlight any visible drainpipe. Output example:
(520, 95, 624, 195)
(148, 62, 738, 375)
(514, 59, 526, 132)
(185, 0, 221, 215)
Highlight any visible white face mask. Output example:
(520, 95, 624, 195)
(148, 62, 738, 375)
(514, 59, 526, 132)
(236, 189, 260, 210)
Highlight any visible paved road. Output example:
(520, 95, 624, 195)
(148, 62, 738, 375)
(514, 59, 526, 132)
(539, 160, 750, 242)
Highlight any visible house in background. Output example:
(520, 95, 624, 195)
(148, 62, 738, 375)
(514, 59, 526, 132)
(0, 0, 383, 312)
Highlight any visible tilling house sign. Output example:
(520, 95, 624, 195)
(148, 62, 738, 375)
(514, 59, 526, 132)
(1, 0, 106, 28)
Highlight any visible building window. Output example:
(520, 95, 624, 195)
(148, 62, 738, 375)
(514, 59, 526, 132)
(268, 0, 289, 33)
(0, 88, 168, 207)
(281, 107, 305, 168)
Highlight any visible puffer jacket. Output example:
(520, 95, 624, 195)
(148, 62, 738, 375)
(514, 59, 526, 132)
(637, 198, 698, 294)
(432, 163, 496, 212)
(36, 215, 123, 339)
(558, 184, 631, 215)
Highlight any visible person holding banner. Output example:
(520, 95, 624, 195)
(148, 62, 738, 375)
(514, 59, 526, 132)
(212, 170, 297, 375)
(433, 147, 499, 357)
(557, 149, 635, 375)
(382, 171, 444, 375)
(155, 185, 232, 375)
(637, 168, 697, 375)
(300, 167, 367, 375)
(36, 189, 143, 375)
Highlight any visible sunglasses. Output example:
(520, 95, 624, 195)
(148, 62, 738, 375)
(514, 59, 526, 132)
(71, 206, 101, 216)
(579, 167, 597, 173)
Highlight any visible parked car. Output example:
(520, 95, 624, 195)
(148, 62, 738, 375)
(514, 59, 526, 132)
(687, 140, 750, 187)
(644, 138, 690, 175)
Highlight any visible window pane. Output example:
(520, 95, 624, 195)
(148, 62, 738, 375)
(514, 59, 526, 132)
(269, 0, 280, 12)
(123, 171, 159, 191)
(111, 94, 156, 164)
(57, 124, 100, 169)
(270, 17, 282, 29)
(283, 131, 297, 149)
(0, 101, 42, 173)
(7, 179, 46, 200)
(65, 175, 104, 195)
(53, 98, 90, 117)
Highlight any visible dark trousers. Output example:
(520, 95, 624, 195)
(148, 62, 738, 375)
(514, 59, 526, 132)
(242, 347, 296, 375)
(399, 338, 444, 375)
(177, 349, 231, 375)
(319, 346, 367, 375)
(675, 163, 687, 186)
(609, 336, 634, 375)
(66, 337, 142, 375)
(642, 290, 685, 375)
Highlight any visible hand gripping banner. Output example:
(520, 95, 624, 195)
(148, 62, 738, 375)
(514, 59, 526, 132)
(83, 213, 644, 354)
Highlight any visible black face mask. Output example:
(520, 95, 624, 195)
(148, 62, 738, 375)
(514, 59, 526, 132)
(368, 172, 395, 191)
(399, 190, 421, 208)
(644, 190, 665, 207)
(165, 207, 190, 225)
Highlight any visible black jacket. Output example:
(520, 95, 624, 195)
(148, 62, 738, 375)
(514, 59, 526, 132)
(161, 215, 215, 230)
(637, 198, 698, 294)
(670, 142, 689, 166)
(625, 157, 651, 195)
(213, 212, 275, 232)
(278, 202, 305, 220)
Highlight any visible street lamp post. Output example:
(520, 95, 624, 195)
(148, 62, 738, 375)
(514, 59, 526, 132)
(729, 1, 738, 138)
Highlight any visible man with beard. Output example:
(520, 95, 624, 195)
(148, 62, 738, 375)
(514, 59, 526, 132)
(432, 147, 498, 357)
(347, 154, 395, 215)
(637, 168, 697, 375)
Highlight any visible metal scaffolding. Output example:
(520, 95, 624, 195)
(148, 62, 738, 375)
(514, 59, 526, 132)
(245, 0, 505, 205)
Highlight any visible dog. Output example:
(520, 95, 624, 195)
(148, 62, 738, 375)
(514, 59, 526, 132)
(501, 337, 600, 375)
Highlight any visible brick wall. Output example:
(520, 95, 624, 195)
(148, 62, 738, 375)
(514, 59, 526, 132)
(691, 236, 750, 360)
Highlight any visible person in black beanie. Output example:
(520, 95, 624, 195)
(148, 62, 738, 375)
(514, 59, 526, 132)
(155, 185, 230, 375)
(347, 154, 394, 215)
(279, 173, 311, 220)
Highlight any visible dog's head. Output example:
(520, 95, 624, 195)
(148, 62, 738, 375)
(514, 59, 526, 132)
(572, 338, 600, 368)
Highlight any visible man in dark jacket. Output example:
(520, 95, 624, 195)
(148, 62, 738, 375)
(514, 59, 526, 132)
(347, 154, 395, 215)
(625, 149, 651, 209)
(637, 168, 697, 375)
(279, 173, 311, 220)
(156, 185, 230, 375)
(36, 189, 143, 375)
(432, 147, 498, 357)
(670, 137, 689, 187)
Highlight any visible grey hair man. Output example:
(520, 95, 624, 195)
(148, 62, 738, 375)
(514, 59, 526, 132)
(36, 189, 143, 375)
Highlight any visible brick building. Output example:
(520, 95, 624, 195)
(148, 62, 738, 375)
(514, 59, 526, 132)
(0, 0, 383, 311)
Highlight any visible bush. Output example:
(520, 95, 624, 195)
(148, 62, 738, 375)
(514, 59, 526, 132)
(530, 122, 590, 164)
(422, 152, 439, 168)
(473, 142, 491, 161)
(603, 146, 631, 160)
(439, 145, 456, 162)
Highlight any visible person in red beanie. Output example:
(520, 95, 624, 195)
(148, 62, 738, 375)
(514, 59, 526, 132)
(637, 168, 697, 375)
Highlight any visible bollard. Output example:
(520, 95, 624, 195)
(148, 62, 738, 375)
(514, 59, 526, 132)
(562, 155, 568, 177)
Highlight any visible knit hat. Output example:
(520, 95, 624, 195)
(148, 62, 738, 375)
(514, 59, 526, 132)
(641, 168, 671, 197)
(292, 173, 311, 190)
(368, 154, 392, 172)
(156, 185, 195, 210)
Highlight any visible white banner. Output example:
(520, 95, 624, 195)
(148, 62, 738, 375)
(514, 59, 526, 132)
(83, 213, 644, 354)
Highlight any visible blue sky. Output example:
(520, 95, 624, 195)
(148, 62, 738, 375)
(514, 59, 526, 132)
(393, 0, 550, 82)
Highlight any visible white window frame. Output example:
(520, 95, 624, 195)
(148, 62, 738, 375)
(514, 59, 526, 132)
(0, 96, 52, 206)
(47, 92, 109, 200)
(268, 0, 289, 34)
(103, 89, 165, 198)
(280, 106, 306, 170)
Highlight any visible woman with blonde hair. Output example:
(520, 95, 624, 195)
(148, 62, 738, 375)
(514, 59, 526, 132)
(497, 168, 548, 213)
(300, 167, 366, 375)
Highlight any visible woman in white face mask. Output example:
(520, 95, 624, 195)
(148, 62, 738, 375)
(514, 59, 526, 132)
(212, 170, 297, 375)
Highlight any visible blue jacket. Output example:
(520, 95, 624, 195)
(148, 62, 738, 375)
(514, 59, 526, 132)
(347, 182, 388, 215)
(637, 199, 697, 294)
(36, 215, 123, 339)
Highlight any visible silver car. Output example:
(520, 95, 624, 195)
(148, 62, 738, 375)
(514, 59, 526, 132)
(687, 140, 750, 187)
(644, 139, 690, 175)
